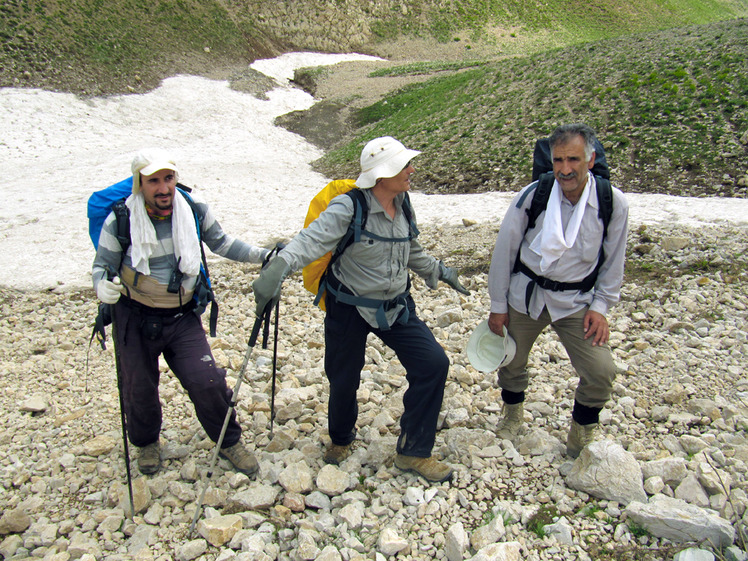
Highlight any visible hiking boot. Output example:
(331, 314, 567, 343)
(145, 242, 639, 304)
(395, 454, 453, 483)
(566, 420, 598, 458)
(220, 442, 259, 476)
(496, 402, 525, 439)
(137, 442, 161, 475)
(323, 443, 352, 465)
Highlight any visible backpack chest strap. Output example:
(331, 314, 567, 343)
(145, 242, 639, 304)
(361, 229, 414, 243)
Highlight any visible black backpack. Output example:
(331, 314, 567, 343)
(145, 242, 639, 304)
(512, 138, 614, 312)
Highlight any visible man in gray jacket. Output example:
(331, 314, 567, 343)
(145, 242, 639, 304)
(253, 137, 469, 482)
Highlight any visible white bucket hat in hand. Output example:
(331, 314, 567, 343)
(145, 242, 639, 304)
(467, 320, 517, 373)
(355, 136, 421, 189)
(131, 148, 179, 194)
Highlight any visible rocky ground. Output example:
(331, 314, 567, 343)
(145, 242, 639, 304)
(1, 221, 747, 561)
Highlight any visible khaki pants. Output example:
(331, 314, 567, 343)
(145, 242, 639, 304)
(498, 306, 616, 409)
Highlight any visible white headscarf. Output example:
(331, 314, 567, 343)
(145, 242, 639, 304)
(529, 173, 591, 273)
(126, 148, 201, 277)
(126, 191, 201, 277)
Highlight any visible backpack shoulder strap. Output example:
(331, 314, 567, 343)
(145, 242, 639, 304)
(327, 189, 368, 268)
(111, 199, 131, 255)
(175, 187, 208, 265)
(176, 186, 219, 336)
(515, 180, 538, 210)
(512, 172, 552, 276)
(176, 185, 199, 232)
(525, 172, 554, 231)
(594, 176, 613, 238)
(402, 192, 419, 238)
(310, 189, 366, 309)
(346, 188, 368, 244)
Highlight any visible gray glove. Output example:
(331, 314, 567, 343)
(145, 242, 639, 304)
(438, 261, 470, 295)
(252, 256, 291, 317)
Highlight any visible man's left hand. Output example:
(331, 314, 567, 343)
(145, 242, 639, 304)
(252, 256, 291, 317)
(439, 262, 470, 295)
(583, 310, 609, 346)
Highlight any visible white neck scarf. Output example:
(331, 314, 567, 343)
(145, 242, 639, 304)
(529, 174, 592, 273)
(125, 191, 201, 277)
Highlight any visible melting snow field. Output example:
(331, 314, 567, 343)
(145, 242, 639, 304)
(1, 52, 746, 291)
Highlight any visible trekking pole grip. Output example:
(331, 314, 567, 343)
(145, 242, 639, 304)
(248, 306, 268, 348)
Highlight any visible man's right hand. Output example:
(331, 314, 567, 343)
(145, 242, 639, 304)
(252, 256, 291, 317)
(488, 312, 509, 336)
(97, 277, 125, 304)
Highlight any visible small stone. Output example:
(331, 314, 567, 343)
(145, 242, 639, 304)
(19, 396, 47, 413)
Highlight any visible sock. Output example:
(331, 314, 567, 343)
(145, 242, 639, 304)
(501, 389, 525, 405)
(572, 401, 602, 425)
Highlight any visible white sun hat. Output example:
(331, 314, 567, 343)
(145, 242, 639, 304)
(131, 148, 179, 194)
(355, 136, 421, 189)
(467, 320, 517, 373)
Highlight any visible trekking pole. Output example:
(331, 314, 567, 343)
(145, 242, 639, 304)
(189, 308, 269, 535)
(269, 298, 280, 439)
(109, 292, 136, 519)
(260, 242, 285, 439)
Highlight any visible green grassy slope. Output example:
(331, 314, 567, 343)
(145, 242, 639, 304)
(314, 19, 748, 197)
(0, 0, 272, 94)
(1, 0, 745, 94)
(388, 0, 745, 45)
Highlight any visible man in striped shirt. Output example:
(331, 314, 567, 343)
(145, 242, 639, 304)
(92, 148, 268, 476)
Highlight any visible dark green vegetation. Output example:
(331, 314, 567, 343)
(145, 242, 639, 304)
(2, 1, 746, 195)
(0, 0, 279, 95)
(314, 19, 748, 197)
(2, 0, 745, 95)
(526, 505, 558, 538)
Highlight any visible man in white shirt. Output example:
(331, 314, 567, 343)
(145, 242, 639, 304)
(486, 123, 629, 457)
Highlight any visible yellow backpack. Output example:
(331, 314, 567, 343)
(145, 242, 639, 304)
(302, 179, 358, 310)
(301, 179, 418, 311)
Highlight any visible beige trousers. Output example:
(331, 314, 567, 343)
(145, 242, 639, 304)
(498, 306, 617, 409)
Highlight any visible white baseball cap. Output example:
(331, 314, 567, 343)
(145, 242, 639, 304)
(131, 148, 179, 194)
(355, 136, 421, 189)
(467, 320, 517, 372)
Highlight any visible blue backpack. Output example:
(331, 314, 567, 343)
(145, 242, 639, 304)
(87, 177, 133, 249)
(87, 178, 218, 340)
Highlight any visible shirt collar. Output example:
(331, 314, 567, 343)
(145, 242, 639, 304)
(365, 190, 405, 215)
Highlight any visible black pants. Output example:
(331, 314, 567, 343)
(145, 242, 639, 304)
(324, 293, 449, 457)
(113, 300, 241, 448)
